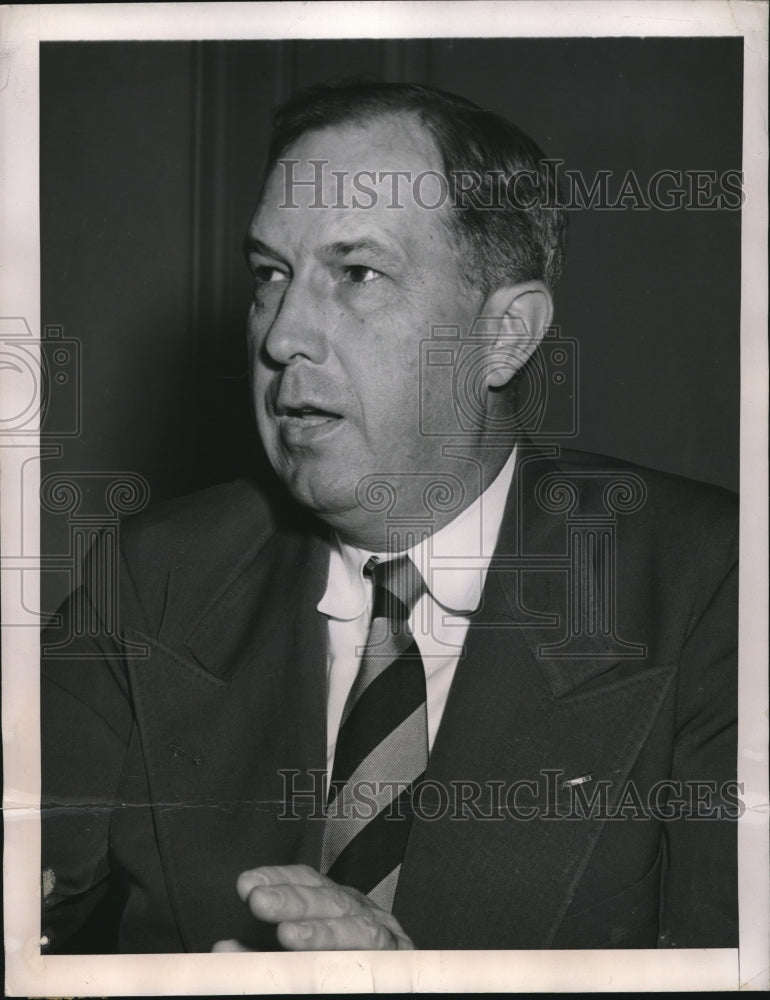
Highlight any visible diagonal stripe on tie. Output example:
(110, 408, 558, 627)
(322, 704, 427, 864)
(321, 554, 428, 911)
(329, 641, 425, 794)
(340, 617, 421, 726)
(368, 864, 403, 911)
(326, 773, 426, 895)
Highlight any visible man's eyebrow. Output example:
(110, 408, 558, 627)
(243, 235, 283, 261)
(323, 238, 401, 264)
(243, 234, 402, 266)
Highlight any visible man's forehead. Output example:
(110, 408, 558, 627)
(279, 110, 441, 174)
(250, 111, 455, 253)
(255, 112, 446, 212)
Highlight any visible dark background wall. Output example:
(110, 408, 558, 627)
(40, 38, 743, 612)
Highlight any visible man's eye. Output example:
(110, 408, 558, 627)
(254, 265, 288, 284)
(344, 265, 380, 285)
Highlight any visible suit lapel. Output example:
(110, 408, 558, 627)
(123, 451, 670, 950)
(394, 447, 674, 949)
(126, 522, 330, 952)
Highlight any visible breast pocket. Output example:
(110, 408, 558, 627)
(552, 839, 664, 949)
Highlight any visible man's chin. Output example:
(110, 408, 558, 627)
(279, 469, 357, 523)
(277, 475, 386, 547)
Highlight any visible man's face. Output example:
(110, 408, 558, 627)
(246, 114, 484, 547)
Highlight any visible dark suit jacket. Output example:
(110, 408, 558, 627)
(41, 446, 738, 952)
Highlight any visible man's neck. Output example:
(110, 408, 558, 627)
(328, 443, 517, 554)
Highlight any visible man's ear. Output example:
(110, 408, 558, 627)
(479, 281, 554, 389)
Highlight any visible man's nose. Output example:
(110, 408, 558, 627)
(262, 279, 330, 367)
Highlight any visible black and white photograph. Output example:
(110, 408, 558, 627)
(1, 2, 767, 995)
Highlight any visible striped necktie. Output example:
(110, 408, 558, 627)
(321, 554, 428, 911)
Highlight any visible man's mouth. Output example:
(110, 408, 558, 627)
(280, 405, 342, 426)
(271, 395, 346, 444)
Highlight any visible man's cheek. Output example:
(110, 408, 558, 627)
(254, 402, 280, 462)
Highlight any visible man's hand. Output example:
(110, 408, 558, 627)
(211, 864, 415, 952)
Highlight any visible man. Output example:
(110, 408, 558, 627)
(41, 82, 738, 953)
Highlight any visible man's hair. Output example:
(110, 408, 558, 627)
(265, 80, 567, 297)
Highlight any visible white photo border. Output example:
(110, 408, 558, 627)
(1, 2, 767, 994)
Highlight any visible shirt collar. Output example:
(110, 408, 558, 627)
(318, 446, 517, 621)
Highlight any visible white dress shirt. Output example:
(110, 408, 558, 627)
(318, 446, 517, 774)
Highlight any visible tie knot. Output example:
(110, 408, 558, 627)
(366, 554, 426, 621)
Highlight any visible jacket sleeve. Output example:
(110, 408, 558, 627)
(40, 537, 136, 953)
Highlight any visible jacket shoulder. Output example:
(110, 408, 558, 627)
(548, 447, 738, 579)
(115, 479, 279, 632)
(553, 447, 737, 524)
(120, 478, 276, 565)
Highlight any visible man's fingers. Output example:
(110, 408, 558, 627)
(211, 938, 250, 952)
(233, 865, 415, 951)
(276, 915, 412, 952)
(236, 864, 326, 902)
(246, 882, 362, 922)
